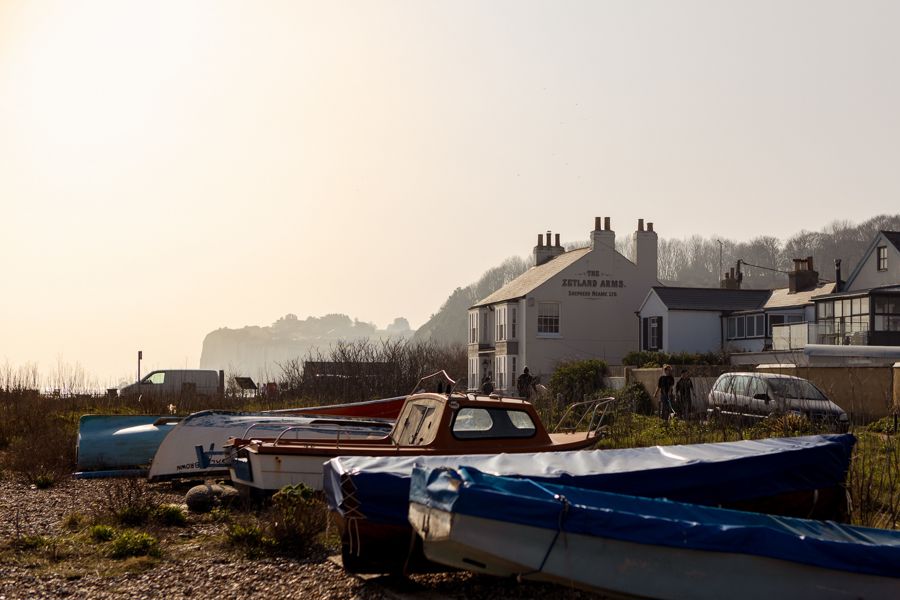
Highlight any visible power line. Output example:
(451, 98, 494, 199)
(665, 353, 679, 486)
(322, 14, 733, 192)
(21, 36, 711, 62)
(736, 259, 792, 275)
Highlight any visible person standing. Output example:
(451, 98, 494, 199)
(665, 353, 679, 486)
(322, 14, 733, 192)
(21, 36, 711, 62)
(516, 367, 535, 399)
(655, 364, 676, 420)
(481, 372, 495, 395)
(675, 369, 694, 420)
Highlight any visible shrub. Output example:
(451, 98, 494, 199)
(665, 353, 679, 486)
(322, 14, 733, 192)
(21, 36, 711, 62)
(152, 504, 187, 527)
(89, 524, 116, 542)
(622, 351, 726, 367)
(109, 531, 160, 559)
(0, 421, 76, 487)
(268, 483, 328, 553)
(225, 519, 276, 558)
(549, 360, 609, 404)
(62, 512, 88, 532)
(868, 416, 899, 435)
(617, 382, 653, 416)
(98, 478, 159, 526)
(753, 413, 815, 437)
(226, 483, 328, 557)
(13, 534, 49, 550)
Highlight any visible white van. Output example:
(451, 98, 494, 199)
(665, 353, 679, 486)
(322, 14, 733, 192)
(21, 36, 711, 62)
(118, 369, 223, 399)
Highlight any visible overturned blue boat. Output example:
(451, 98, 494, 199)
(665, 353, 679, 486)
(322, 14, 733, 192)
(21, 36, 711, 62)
(410, 465, 900, 599)
(324, 434, 856, 573)
(76, 414, 178, 476)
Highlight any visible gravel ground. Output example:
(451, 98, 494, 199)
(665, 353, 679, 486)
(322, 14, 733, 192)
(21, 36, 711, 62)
(0, 478, 603, 600)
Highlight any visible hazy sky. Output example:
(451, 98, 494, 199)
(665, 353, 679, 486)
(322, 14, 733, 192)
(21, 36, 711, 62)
(2, 1, 899, 386)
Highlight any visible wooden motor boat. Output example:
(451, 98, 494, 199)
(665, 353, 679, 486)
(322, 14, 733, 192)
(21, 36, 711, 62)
(228, 391, 607, 494)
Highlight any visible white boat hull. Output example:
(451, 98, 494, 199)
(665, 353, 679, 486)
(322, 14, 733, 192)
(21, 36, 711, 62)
(148, 411, 389, 480)
(231, 451, 334, 491)
(410, 503, 899, 600)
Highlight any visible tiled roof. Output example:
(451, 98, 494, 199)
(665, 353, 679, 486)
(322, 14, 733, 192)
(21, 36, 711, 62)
(652, 287, 771, 311)
(472, 247, 591, 307)
(765, 281, 835, 309)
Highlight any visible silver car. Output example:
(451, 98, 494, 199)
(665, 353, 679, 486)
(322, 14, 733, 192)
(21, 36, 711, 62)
(707, 373, 849, 431)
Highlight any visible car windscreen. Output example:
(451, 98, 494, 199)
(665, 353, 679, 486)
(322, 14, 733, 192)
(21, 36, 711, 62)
(768, 378, 827, 401)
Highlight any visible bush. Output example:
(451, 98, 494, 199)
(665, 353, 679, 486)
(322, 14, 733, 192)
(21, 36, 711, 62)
(269, 483, 328, 552)
(617, 382, 654, 416)
(225, 519, 277, 558)
(89, 524, 116, 542)
(152, 504, 187, 527)
(62, 512, 88, 532)
(108, 531, 160, 559)
(622, 351, 726, 368)
(226, 483, 328, 557)
(0, 415, 76, 487)
(12, 534, 49, 550)
(549, 360, 609, 404)
(98, 478, 159, 526)
(753, 413, 815, 437)
(868, 416, 899, 435)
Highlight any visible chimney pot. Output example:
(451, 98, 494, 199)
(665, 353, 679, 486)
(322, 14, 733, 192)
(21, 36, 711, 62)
(604, 217, 611, 231)
(537, 233, 543, 247)
(638, 218, 644, 232)
(647, 222, 654, 232)
(806, 256, 814, 271)
(555, 233, 560, 247)
(595, 217, 602, 231)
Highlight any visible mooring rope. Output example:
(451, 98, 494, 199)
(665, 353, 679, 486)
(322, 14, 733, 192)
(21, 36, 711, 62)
(516, 480, 570, 582)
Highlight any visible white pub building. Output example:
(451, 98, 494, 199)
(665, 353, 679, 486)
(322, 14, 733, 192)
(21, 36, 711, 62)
(467, 217, 661, 393)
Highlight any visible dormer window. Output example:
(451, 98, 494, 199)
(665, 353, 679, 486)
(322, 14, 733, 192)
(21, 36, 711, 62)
(877, 245, 887, 271)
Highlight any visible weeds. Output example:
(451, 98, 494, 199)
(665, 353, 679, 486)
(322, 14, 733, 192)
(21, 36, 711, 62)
(849, 430, 900, 529)
(97, 478, 159, 526)
(108, 531, 160, 559)
(89, 525, 116, 542)
(225, 483, 328, 557)
(12, 534, 49, 551)
(225, 518, 275, 558)
(269, 483, 328, 552)
(152, 504, 187, 527)
(61, 512, 88, 532)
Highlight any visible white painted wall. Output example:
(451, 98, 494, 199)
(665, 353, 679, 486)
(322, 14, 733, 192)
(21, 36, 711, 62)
(666, 310, 723, 353)
(846, 236, 900, 291)
(516, 236, 659, 383)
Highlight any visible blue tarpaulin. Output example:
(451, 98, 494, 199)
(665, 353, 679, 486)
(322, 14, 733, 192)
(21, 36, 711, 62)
(410, 465, 900, 579)
(324, 434, 855, 527)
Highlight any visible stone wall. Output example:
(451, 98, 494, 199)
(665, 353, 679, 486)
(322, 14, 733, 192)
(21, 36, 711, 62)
(755, 364, 895, 422)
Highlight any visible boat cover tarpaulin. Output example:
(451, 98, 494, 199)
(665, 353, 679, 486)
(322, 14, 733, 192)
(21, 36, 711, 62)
(325, 434, 855, 526)
(410, 465, 900, 579)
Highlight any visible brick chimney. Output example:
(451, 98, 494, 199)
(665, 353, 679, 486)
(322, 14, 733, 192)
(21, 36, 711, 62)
(788, 256, 818, 293)
(720, 266, 742, 290)
(590, 217, 616, 252)
(632, 218, 658, 278)
(834, 259, 843, 293)
(533, 229, 565, 266)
